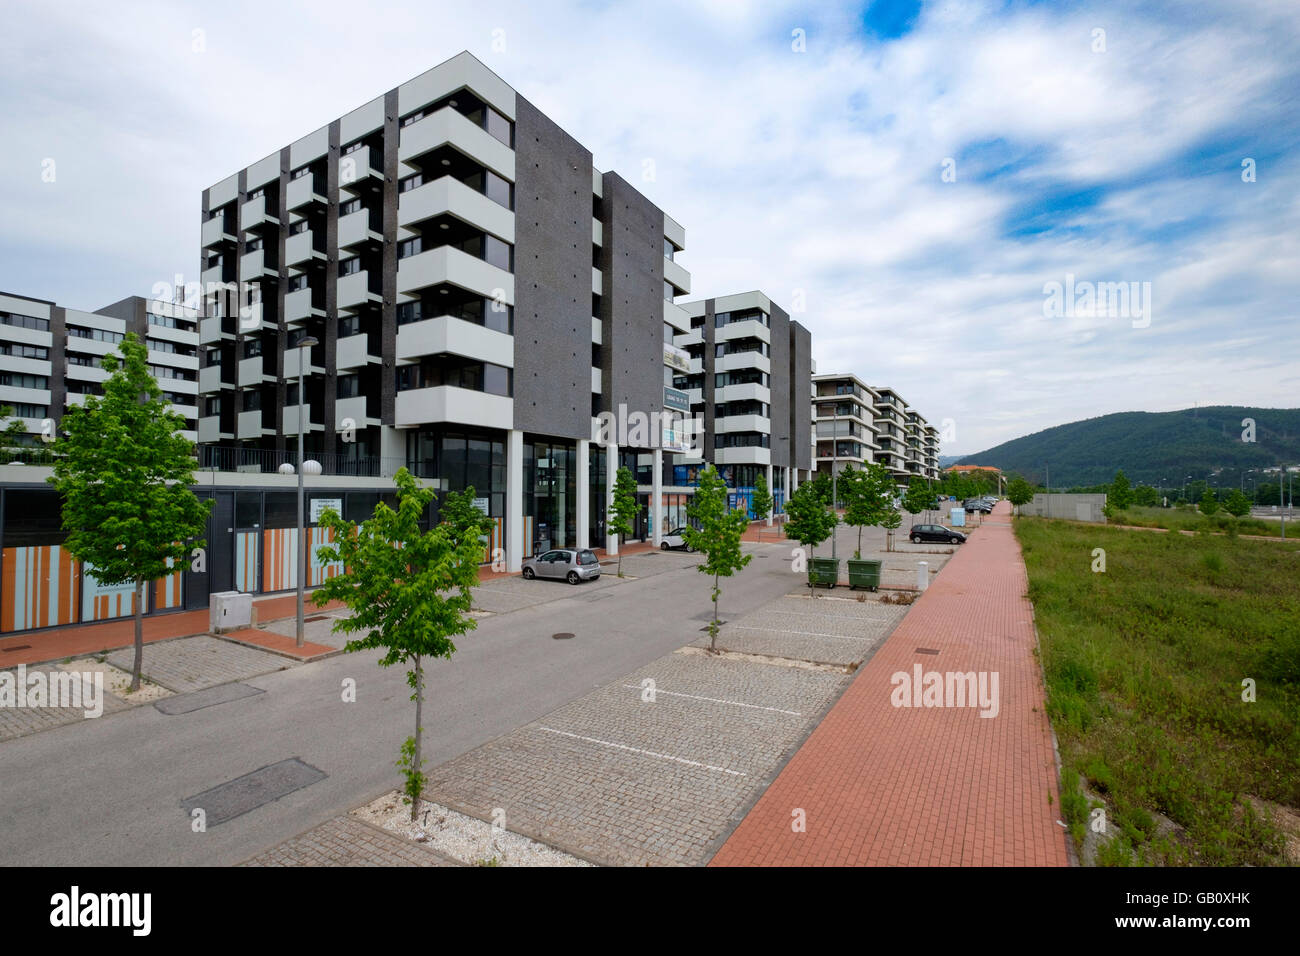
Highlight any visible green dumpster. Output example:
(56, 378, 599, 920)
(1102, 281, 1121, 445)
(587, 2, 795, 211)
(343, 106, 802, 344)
(808, 557, 840, 588)
(847, 558, 883, 591)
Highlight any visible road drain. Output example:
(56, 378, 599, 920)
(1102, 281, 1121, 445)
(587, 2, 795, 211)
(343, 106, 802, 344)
(552, 632, 575, 640)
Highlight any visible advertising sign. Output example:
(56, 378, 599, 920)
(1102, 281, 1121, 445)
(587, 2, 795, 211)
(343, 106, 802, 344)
(663, 386, 690, 412)
(663, 342, 691, 374)
(311, 498, 344, 523)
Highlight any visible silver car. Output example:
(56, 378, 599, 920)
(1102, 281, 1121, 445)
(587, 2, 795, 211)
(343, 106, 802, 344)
(521, 548, 602, 585)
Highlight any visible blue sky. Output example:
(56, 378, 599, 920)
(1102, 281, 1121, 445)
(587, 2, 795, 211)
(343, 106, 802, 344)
(0, 0, 1297, 455)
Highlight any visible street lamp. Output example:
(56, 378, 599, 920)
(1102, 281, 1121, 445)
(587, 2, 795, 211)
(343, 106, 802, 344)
(295, 335, 320, 647)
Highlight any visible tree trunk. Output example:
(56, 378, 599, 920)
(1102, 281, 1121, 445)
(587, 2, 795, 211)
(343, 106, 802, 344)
(710, 572, 719, 652)
(131, 578, 144, 692)
(411, 654, 423, 822)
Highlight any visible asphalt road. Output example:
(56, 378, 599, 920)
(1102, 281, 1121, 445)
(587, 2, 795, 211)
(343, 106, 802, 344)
(0, 543, 800, 866)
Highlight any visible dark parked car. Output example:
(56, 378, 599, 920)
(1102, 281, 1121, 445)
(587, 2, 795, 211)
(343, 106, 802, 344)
(521, 548, 602, 584)
(963, 498, 994, 514)
(910, 524, 966, 545)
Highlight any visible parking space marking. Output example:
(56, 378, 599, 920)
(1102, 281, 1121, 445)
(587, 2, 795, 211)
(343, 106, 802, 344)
(620, 684, 801, 716)
(536, 727, 747, 777)
(727, 624, 873, 643)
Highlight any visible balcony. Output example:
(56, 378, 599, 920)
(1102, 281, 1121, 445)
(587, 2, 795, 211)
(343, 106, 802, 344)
(394, 385, 512, 430)
(337, 271, 381, 312)
(716, 350, 770, 374)
(335, 395, 373, 430)
(338, 209, 380, 250)
(199, 316, 229, 344)
(336, 332, 376, 371)
(284, 287, 322, 324)
(236, 409, 266, 440)
(286, 174, 325, 211)
(673, 328, 703, 349)
(592, 219, 602, 246)
(240, 194, 278, 232)
(285, 230, 323, 267)
(398, 108, 515, 182)
(283, 404, 321, 435)
(240, 248, 276, 282)
(237, 355, 265, 388)
(197, 416, 225, 444)
(398, 176, 514, 243)
(663, 256, 691, 295)
(198, 364, 225, 393)
(396, 246, 513, 304)
(663, 299, 691, 332)
(201, 215, 234, 249)
(283, 348, 322, 380)
(715, 382, 770, 405)
(591, 267, 602, 296)
(395, 315, 513, 368)
(715, 318, 770, 344)
(337, 149, 383, 189)
(591, 366, 601, 394)
(714, 445, 770, 467)
(591, 316, 602, 345)
(714, 414, 768, 434)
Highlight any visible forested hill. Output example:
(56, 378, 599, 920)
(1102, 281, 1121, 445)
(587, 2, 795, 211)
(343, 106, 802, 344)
(957, 406, 1300, 488)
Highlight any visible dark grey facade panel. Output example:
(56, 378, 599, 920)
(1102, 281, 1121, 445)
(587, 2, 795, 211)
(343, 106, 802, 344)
(323, 121, 341, 448)
(790, 320, 812, 471)
(511, 96, 595, 441)
(768, 301, 791, 469)
(702, 298, 715, 461)
(380, 91, 399, 428)
(600, 172, 663, 448)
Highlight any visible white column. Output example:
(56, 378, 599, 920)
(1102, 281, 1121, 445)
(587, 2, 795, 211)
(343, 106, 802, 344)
(507, 429, 523, 572)
(766, 462, 774, 526)
(605, 441, 618, 556)
(791, 468, 800, 495)
(651, 448, 664, 548)
(785, 466, 792, 514)
(576, 439, 590, 550)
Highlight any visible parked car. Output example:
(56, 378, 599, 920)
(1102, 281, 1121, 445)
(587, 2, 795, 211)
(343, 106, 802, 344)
(521, 548, 602, 584)
(910, 524, 966, 545)
(963, 498, 994, 514)
(660, 527, 696, 552)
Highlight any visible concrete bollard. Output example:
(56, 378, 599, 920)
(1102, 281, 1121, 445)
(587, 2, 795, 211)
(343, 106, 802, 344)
(916, 561, 929, 591)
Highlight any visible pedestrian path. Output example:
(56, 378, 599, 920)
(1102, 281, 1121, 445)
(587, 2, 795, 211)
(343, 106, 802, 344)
(710, 501, 1070, 866)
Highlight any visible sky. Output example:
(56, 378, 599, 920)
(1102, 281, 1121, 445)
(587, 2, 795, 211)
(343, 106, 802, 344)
(1, 0, 1297, 456)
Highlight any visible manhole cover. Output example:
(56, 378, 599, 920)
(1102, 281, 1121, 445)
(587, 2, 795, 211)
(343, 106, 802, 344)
(552, 632, 575, 640)
(916, 647, 940, 655)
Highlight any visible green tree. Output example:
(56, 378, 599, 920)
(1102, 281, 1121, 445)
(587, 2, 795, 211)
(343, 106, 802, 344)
(1132, 484, 1161, 508)
(901, 479, 933, 522)
(606, 465, 641, 577)
(843, 463, 893, 557)
(1222, 488, 1251, 517)
(312, 468, 485, 821)
(1109, 469, 1134, 512)
(48, 334, 211, 692)
(1199, 487, 1219, 515)
(751, 471, 773, 525)
(784, 480, 838, 596)
(682, 465, 752, 650)
(437, 487, 497, 585)
(0, 405, 33, 461)
(1006, 476, 1034, 516)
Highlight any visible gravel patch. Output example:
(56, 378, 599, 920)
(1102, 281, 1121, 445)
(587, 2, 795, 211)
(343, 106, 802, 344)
(353, 791, 592, 867)
(58, 658, 173, 702)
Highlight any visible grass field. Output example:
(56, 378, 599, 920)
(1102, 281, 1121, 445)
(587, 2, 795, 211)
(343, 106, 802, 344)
(1015, 516, 1300, 865)
(1113, 505, 1292, 538)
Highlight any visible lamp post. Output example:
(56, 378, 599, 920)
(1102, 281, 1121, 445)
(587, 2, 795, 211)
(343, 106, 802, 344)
(295, 335, 320, 648)
(831, 405, 838, 562)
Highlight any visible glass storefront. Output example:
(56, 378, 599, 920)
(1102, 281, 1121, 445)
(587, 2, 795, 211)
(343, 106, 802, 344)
(524, 438, 576, 553)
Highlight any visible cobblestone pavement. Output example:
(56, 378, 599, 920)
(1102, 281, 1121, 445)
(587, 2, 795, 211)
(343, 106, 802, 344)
(0, 664, 133, 742)
(262, 610, 355, 649)
(238, 816, 459, 866)
(711, 502, 1071, 866)
(107, 636, 293, 694)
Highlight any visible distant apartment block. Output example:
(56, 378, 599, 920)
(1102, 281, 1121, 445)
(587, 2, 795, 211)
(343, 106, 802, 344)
(812, 374, 939, 483)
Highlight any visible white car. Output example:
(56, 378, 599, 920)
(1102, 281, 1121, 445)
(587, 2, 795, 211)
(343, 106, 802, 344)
(660, 526, 695, 551)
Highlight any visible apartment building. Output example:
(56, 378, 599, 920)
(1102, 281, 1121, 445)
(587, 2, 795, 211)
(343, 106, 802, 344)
(0, 290, 200, 445)
(196, 51, 705, 567)
(811, 375, 940, 484)
(671, 291, 813, 515)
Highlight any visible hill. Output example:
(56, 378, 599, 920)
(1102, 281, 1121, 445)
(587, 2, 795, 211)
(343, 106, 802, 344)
(957, 406, 1300, 488)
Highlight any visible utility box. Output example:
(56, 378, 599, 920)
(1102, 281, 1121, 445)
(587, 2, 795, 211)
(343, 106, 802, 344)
(210, 591, 252, 633)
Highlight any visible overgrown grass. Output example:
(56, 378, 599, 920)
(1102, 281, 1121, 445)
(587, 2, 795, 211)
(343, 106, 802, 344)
(1113, 505, 1291, 538)
(1015, 515, 1300, 865)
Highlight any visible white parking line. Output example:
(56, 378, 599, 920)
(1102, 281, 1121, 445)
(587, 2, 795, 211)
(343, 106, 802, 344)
(536, 727, 747, 776)
(620, 684, 801, 716)
(727, 624, 871, 642)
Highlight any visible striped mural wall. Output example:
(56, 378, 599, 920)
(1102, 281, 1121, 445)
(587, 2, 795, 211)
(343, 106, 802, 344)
(153, 565, 184, 610)
(483, 516, 502, 563)
(82, 565, 137, 623)
(261, 526, 343, 593)
(0, 545, 80, 633)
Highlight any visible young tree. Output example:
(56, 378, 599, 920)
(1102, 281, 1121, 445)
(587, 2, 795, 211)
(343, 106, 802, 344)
(1109, 469, 1134, 511)
(784, 480, 838, 597)
(1132, 484, 1161, 508)
(606, 465, 641, 578)
(843, 463, 892, 557)
(751, 471, 773, 526)
(901, 479, 933, 522)
(48, 334, 212, 692)
(1222, 488, 1251, 517)
(312, 468, 485, 821)
(1199, 487, 1219, 515)
(437, 486, 497, 586)
(1006, 476, 1034, 516)
(682, 465, 751, 651)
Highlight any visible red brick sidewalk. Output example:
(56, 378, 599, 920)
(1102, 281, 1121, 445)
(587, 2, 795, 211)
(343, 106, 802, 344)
(710, 502, 1070, 866)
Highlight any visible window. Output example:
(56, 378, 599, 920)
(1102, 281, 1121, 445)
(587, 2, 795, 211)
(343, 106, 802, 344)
(289, 219, 308, 235)
(67, 326, 124, 344)
(5, 402, 47, 418)
(483, 235, 511, 271)
(288, 274, 309, 292)
(243, 391, 262, 411)
(339, 257, 361, 277)
(340, 197, 363, 216)
(204, 396, 222, 415)
(343, 139, 367, 155)
(398, 237, 422, 259)
(0, 343, 48, 359)
(664, 281, 674, 302)
(337, 374, 361, 399)
(147, 338, 196, 356)
(0, 373, 47, 389)
(484, 107, 512, 147)
(291, 165, 312, 180)
(150, 365, 196, 381)
(147, 313, 193, 330)
(664, 238, 675, 260)
(399, 173, 424, 193)
(66, 353, 98, 368)
(483, 169, 511, 209)
(339, 315, 362, 338)
(247, 187, 265, 200)
(1, 311, 49, 332)
(243, 338, 262, 358)
(397, 302, 422, 326)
